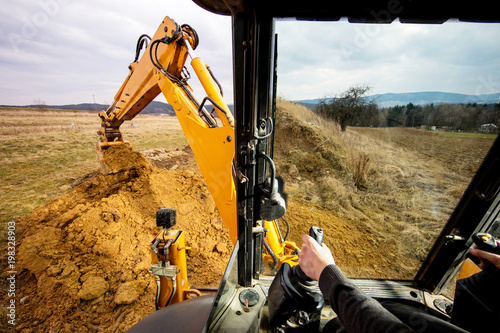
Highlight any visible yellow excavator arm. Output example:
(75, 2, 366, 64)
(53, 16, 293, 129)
(98, 16, 237, 242)
(97, 16, 298, 309)
(98, 17, 233, 144)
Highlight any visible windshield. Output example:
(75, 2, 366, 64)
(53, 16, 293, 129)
(273, 19, 500, 280)
(204, 242, 239, 331)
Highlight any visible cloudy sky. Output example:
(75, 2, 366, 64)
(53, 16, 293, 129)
(0, 0, 232, 106)
(1, 0, 500, 106)
(276, 19, 500, 101)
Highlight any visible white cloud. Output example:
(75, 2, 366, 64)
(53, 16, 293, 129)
(1, 3, 500, 106)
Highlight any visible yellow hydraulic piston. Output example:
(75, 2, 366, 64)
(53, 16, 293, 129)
(183, 38, 234, 127)
(150, 225, 201, 309)
(263, 219, 300, 271)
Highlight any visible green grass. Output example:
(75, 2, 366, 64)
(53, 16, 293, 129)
(0, 131, 96, 229)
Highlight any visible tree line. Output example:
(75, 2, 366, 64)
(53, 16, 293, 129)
(314, 85, 500, 132)
(380, 102, 500, 131)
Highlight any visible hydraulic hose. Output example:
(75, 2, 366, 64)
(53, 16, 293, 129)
(134, 34, 151, 62)
(165, 276, 177, 307)
(154, 275, 161, 310)
(264, 239, 279, 267)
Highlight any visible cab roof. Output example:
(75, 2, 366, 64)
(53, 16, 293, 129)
(193, 0, 500, 23)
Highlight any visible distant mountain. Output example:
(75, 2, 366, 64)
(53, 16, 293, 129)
(369, 92, 500, 107)
(6, 91, 498, 113)
(2, 100, 236, 115)
(1, 101, 177, 115)
(296, 91, 500, 108)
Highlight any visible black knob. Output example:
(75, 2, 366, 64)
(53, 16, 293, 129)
(472, 233, 500, 254)
(309, 226, 323, 245)
(156, 208, 176, 229)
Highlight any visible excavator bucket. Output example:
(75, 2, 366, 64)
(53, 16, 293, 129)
(96, 142, 112, 174)
(96, 141, 132, 174)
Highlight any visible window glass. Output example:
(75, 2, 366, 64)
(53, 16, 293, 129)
(274, 19, 500, 279)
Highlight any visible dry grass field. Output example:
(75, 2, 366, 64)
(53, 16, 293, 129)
(0, 108, 188, 234)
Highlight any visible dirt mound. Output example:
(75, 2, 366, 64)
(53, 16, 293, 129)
(10, 144, 232, 332)
(142, 146, 199, 172)
(273, 101, 421, 277)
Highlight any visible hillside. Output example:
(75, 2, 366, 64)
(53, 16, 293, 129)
(273, 99, 493, 272)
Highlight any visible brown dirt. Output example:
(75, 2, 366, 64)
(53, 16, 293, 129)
(285, 197, 417, 279)
(8, 144, 233, 332)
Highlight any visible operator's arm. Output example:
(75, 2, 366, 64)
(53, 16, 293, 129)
(450, 247, 500, 331)
(299, 235, 414, 333)
(319, 265, 414, 333)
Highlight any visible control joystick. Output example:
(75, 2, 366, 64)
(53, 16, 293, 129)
(472, 233, 500, 254)
(268, 226, 325, 332)
(293, 226, 324, 281)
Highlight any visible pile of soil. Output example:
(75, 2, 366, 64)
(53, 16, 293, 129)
(10, 144, 233, 332)
(284, 197, 417, 279)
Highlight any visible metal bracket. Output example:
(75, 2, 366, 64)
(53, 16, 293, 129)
(150, 263, 178, 279)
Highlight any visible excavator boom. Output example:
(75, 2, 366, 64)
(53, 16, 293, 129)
(97, 16, 238, 242)
(97, 15, 299, 309)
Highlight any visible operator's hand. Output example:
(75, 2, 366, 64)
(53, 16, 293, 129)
(469, 248, 500, 270)
(299, 235, 335, 281)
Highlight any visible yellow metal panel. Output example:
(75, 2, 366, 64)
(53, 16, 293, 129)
(151, 229, 200, 308)
(159, 76, 237, 244)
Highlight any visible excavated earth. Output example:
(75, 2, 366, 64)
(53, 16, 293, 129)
(10, 144, 233, 332)
(8, 143, 417, 333)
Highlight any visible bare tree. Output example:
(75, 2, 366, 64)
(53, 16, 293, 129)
(33, 98, 47, 112)
(315, 85, 375, 131)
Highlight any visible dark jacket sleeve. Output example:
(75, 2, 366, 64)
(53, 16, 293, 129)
(318, 264, 415, 333)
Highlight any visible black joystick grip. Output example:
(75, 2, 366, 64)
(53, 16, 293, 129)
(472, 233, 500, 254)
(294, 226, 324, 281)
(309, 226, 324, 245)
